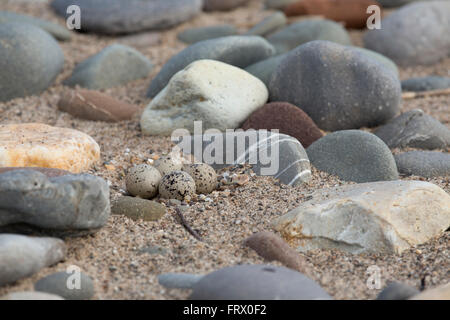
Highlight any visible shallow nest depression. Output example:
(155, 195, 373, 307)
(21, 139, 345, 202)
(0, 0, 449, 300)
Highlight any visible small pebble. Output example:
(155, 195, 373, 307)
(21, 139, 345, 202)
(111, 196, 166, 221)
(34, 271, 95, 300)
(158, 273, 203, 289)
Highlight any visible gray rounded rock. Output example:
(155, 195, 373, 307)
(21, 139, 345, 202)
(0, 23, 64, 102)
(245, 11, 287, 37)
(158, 273, 203, 289)
(126, 164, 162, 199)
(51, 0, 202, 35)
(267, 19, 352, 54)
(395, 151, 450, 178)
(269, 41, 401, 131)
(146, 35, 276, 97)
(177, 25, 237, 44)
(307, 130, 399, 183)
(265, 0, 298, 9)
(64, 44, 153, 90)
(374, 109, 450, 149)
(159, 171, 196, 200)
(377, 282, 420, 300)
(377, 0, 434, 8)
(401, 76, 450, 92)
(35, 271, 94, 300)
(245, 53, 288, 87)
(111, 196, 166, 221)
(364, 1, 450, 66)
(190, 264, 332, 300)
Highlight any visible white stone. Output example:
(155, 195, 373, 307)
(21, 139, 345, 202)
(140, 59, 268, 135)
(272, 180, 450, 254)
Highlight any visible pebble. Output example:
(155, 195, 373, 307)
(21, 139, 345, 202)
(0, 291, 64, 300)
(58, 89, 139, 122)
(395, 151, 450, 178)
(159, 171, 197, 200)
(146, 35, 275, 98)
(111, 196, 166, 222)
(284, 0, 381, 29)
(0, 123, 100, 173)
(0, 167, 70, 177)
(51, 0, 203, 34)
(244, 231, 308, 271)
(245, 11, 287, 37)
(307, 130, 399, 183)
(177, 24, 237, 44)
(374, 109, 450, 150)
(0, 23, 64, 102)
(0, 170, 110, 235)
(266, 19, 352, 54)
(265, 0, 299, 9)
(177, 131, 312, 186)
(125, 164, 162, 199)
(241, 102, 323, 148)
(273, 180, 450, 254)
(158, 273, 203, 289)
(64, 44, 153, 90)
(401, 76, 450, 92)
(0, 11, 71, 41)
(190, 264, 332, 300)
(377, 282, 420, 300)
(377, 0, 422, 7)
(203, 0, 249, 11)
(35, 271, 95, 300)
(352, 46, 399, 77)
(0, 234, 66, 287)
(182, 163, 218, 194)
(154, 156, 183, 177)
(364, 1, 450, 66)
(245, 53, 288, 87)
(138, 245, 168, 256)
(269, 41, 401, 131)
(141, 60, 268, 135)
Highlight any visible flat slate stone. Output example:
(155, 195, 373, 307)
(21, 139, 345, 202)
(377, 282, 420, 300)
(51, 0, 203, 35)
(146, 35, 276, 98)
(64, 44, 153, 90)
(401, 76, 450, 92)
(306, 130, 399, 183)
(0, 170, 110, 235)
(0, 234, 66, 287)
(266, 19, 352, 54)
(395, 151, 450, 178)
(245, 11, 287, 37)
(158, 273, 203, 289)
(269, 41, 401, 131)
(244, 53, 288, 87)
(35, 271, 95, 300)
(177, 25, 238, 44)
(190, 264, 332, 300)
(374, 109, 450, 149)
(0, 23, 64, 102)
(174, 131, 312, 186)
(111, 196, 166, 221)
(265, 0, 298, 9)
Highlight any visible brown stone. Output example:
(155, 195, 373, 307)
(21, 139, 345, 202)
(0, 167, 70, 177)
(241, 102, 323, 148)
(203, 0, 249, 11)
(284, 0, 382, 29)
(244, 231, 312, 274)
(58, 89, 139, 122)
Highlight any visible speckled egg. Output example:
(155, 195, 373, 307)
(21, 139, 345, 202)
(159, 171, 196, 200)
(125, 164, 162, 199)
(182, 163, 217, 194)
(154, 155, 183, 176)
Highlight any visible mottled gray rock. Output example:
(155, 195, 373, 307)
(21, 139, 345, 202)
(0, 291, 64, 300)
(245, 53, 288, 87)
(377, 282, 420, 300)
(307, 130, 399, 183)
(177, 25, 237, 44)
(353, 47, 399, 77)
(269, 41, 401, 131)
(395, 151, 450, 178)
(364, 1, 450, 66)
(0, 170, 110, 235)
(265, 0, 298, 9)
(267, 19, 352, 54)
(374, 109, 450, 149)
(401, 76, 450, 92)
(64, 44, 153, 90)
(245, 11, 287, 37)
(51, 0, 202, 35)
(0, 234, 66, 287)
(158, 273, 203, 289)
(273, 180, 450, 254)
(111, 196, 166, 221)
(0, 23, 64, 102)
(190, 264, 332, 300)
(35, 271, 94, 300)
(146, 36, 275, 97)
(203, 0, 249, 11)
(0, 11, 71, 41)
(174, 131, 312, 186)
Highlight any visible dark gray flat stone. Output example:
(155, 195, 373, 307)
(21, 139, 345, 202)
(35, 271, 94, 300)
(395, 151, 450, 178)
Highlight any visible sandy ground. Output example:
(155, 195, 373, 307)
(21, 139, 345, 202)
(0, 0, 448, 300)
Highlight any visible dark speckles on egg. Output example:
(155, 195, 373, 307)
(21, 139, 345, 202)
(125, 164, 162, 199)
(182, 163, 217, 194)
(159, 170, 196, 200)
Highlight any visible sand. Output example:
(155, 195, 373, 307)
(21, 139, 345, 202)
(0, 0, 448, 300)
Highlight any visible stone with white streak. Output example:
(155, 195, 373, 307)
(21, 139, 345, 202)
(273, 180, 450, 254)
